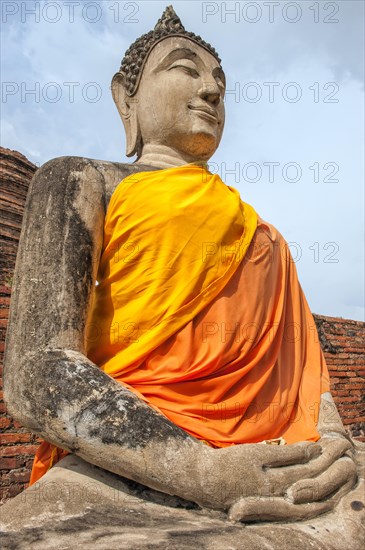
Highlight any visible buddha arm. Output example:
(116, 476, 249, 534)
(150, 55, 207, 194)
(3, 157, 204, 502)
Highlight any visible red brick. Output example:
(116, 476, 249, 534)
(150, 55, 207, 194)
(0, 417, 11, 428)
(0, 286, 12, 294)
(7, 469, 30, 483)
(0, 445, 38, 457)
(335, 396, 359, 403)
(13, 420, 25, 429)
(334, 389, 359, 397)
(341, 412, 364, 419)
(0, 433, 32, 444)
(0, 457, 19, 469)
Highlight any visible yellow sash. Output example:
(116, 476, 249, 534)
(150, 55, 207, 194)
(86, 164, 257, 376)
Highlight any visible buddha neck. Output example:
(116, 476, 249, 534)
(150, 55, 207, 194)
(135, 144, 209, 170)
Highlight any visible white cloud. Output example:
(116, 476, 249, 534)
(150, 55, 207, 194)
(1, 0, 364, 320)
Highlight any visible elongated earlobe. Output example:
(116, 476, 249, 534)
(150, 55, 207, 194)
(111, 74, 142, 158)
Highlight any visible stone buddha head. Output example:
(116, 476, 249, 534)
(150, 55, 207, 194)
(111, 6, 226, 165)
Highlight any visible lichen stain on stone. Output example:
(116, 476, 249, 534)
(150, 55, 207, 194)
(22, 347, 190, 452)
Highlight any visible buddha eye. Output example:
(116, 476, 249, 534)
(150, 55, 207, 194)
(168, 64, 199, 78)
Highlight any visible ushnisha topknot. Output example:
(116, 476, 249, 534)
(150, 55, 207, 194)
(117, 5, 222, 96)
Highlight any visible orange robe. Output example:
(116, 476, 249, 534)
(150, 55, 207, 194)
(30, 165, 329, 485)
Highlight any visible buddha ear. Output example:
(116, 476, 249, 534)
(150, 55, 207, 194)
(111, 73, 142, 158)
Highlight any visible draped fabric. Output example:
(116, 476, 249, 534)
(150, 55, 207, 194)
(29, 164, 329, 485)
(86, 164, 257, 372)
(117, 219, 330, 446)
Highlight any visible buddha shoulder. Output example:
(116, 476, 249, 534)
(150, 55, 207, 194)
(30, 156, 158, 207)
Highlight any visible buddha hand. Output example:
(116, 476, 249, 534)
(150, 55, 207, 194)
(196, 438, 357, 522)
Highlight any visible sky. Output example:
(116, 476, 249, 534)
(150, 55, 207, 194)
(1, 0, 364, 321)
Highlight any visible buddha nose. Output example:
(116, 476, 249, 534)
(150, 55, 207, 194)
(198, 81, 221, 106)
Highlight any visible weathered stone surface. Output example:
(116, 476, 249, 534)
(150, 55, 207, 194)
(1, 453, 364, 549)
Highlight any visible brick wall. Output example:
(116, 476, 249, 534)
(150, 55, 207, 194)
(314, 314, 365, 440)
(1, 147, 364, 503)
(0, 147, 41, 502)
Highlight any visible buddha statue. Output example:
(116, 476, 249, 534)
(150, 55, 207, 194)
(3, 6, 361, 526)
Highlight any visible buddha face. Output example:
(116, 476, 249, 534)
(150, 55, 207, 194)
(115, 36, 226, 162)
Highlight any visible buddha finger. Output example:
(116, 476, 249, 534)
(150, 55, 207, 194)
(298, 437, 353, 479)
(262, 441, 321, 468)
(319, 434, 353, 457)
(285, 456, 357, 504)
(264, 438, 354, 490)
(268, 437, 351, 477)
(228, 496, 332, 523)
